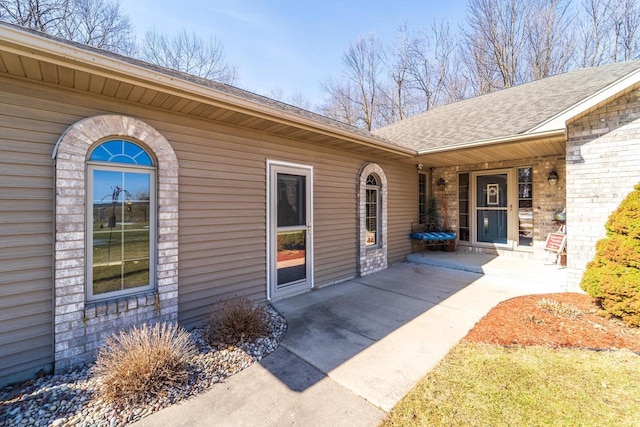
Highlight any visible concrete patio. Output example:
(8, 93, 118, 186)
(135, 256, 575, 427)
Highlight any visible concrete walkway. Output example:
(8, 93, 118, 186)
(135, 260, 571, 427)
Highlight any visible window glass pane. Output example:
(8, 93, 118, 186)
(458, 172, 470, 241)
(277, 174, 306, 227)
(518, 167, 532, 183)
(89, 140, 153, 166)
(91, 169, 151, 296)
(418, 173, 427, 222)
(366, 187, 378, 246)
(518, 167, 534, 246)
(476, 174, 507, 208)
(123, 259, 150, 289)
(277, 230, 306, 286)
(477, 210, 508, 244)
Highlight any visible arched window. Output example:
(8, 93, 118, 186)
(87, 140, 156, 300)
(365, 174, 381, 247)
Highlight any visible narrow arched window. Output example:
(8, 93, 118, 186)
(365, 174, 381, 247)
(87, 140, 156, 300)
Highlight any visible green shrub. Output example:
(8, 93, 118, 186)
(580, 183, 640, 327)
(93, 322, 195, 404)
(206, 296, 269, 345)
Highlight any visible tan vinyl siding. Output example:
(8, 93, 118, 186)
(0, 85, 55, 386)
(0, 75, 417, 366)
(384, 160, 417, 263)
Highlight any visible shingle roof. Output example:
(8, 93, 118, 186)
(374, 61, 640, 151)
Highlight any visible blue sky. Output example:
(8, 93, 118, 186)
(121, 0, 468, 106)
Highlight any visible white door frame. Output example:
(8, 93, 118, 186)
(470, 169, 516, 249)
(266, 160, 314, 300)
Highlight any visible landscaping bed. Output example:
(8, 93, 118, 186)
(465, 292, 640, 351)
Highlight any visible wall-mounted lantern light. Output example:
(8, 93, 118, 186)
(417, 163, 424, 170)
(548, 170, 559, 186)
(437, 177, 446, 188)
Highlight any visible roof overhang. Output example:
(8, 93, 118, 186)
(416, 129, 566, 167)
(0, 23, 415, 160)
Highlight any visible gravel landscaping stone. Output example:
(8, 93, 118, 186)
(0, 305, 286, 427)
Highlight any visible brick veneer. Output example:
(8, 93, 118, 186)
(52, 115, 179, 372)
(357, 163, 388, 276)
(565, 88, 640, 286)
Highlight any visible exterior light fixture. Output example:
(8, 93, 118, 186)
(548, 170, 559, 186)
(437, 177, 446, 188)
(417, 163, 424, 170)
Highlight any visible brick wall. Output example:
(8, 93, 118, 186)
(565, 88, 640, 286)
(430, 155, 566, 259)
(53, 115, 179, 372)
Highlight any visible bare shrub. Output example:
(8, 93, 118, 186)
(93, 322, 195, 404)
(536, 298, 583, 319)
(206, 296, 269, 346)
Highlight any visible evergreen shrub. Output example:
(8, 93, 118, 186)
(581, 184, 640, 326)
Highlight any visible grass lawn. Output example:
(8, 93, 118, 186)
(381, 342, 640, 426)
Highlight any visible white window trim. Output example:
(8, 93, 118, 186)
(365, 177, 382, 248)
(86, 162, 157, 301)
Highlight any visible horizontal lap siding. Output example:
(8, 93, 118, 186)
(167, 124, 368, 325)
(0, 82, 57, 386)
(382, 160, 417, 263)
(0, 77, 417, 362)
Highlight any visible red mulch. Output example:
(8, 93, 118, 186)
(464, 293, 640, 351)
(277, 250, 305, 262)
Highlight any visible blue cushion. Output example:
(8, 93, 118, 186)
(410, 232, 456, 241)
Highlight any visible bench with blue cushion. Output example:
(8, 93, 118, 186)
(409, 220, 457, 254)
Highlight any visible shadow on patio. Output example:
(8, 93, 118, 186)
(267, 255, 572, 411)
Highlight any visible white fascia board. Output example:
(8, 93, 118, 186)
(528, 67, 640, 133)
(0, 24, 415, 158)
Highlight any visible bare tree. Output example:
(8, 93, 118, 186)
(140, 27, 237, 84)
(608, 0, 640, 61)
(462, 0, 535, 94)
(59, 0, 134, 54)
(380, 24, 415, 124)
(0, 0, 69, 32)
(526, 0, 574, 80)
(321, 33, 384, 130)
(0, 0, 134, 53)
(406, 19, 458, 109)
(318, 78, 360, 127)
(577, 0, 611, 67)
(342, 33, 384, 130)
